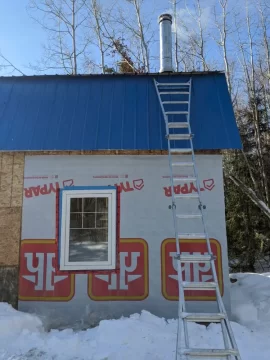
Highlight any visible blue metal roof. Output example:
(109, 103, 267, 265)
(0, 73, 241, 151)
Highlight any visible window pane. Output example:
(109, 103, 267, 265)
(68, 195, 110, 264)
(84, 198, 96, 212)
(83, 213, 95, 228)
(70, 198, 82, 212)
(97, 197, 108, 212)
(96, 213, 108, 228)
(69, 229, 108, 262)
(70, 213, 82, 228)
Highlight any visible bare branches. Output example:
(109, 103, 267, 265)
(28, 0, 90, 74)
(172, 0, 179, 71)
(28, 0, 154, 74)
(173, 0, 212, 72)
(71, 0, 77, 74)
(257, 0, 270, 76)
(131, 0, 150, 72)
(0, 52, 25, 76)
(195, 0, 209, 71)
(113, 0, 152, 72)
(228, 174, 270, 220)
(246, 0, 269, 204)
(213, 0, 232, 93)
(97, 13, 143, 73)
(86, 0, 109, 74)
(184, 0, 210, 71)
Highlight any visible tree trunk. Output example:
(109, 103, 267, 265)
(72, 0, 78, 74)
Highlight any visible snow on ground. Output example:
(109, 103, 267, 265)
(0, 303, 43, 337)
(230, 272, 270, 329)
(0, 273, 270, 359)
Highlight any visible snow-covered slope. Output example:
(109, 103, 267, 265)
(0, 303, 43, 336)
(230, 272, 270, 329)
(0, 273, 270, 359)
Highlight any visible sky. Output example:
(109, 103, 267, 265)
(0, 0, 169, 75)
(0, 0, 47, 74)
(0, 0, 250, 76)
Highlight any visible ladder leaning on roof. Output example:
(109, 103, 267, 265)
(153, 77, 241, 360)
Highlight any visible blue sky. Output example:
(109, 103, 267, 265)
(0, 0, 169, 75)
(0, 0, 47, 74)
(0, 0, 250, 75)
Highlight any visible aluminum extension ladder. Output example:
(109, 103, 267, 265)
(154, 78, 241, 360)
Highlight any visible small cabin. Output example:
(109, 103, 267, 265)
(0, 72, 241, 328)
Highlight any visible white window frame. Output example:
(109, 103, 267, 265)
(60, 188, 117, 271)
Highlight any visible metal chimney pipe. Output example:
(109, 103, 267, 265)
(159, 14, 173, 73)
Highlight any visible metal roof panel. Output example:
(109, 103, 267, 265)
(0, 73, 241, 151)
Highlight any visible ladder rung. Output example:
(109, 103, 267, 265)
(168, 122, 189, 128)
(182, 281, 216, 290)
(178, 233, 206, 239)
(172, 161, 194, 166)
(173, 177, 196, 182)
(178, 254, 213, 262)
(160, 91, 189, 95)
(176, 214, 202, 219)
(166, 111, 188, 115)
(181, 349, 238, 357)
(168, 134, 192, 140)
(175, 194, 199, 199)
(157, 82, 190, 86)
(182, 312, 226, 322)
(171, 149, 192, 154)
(162, 101, 189, 104)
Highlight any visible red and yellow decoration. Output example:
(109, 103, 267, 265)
(19, 240, 75, 301)
(88, 238, 149, 301)
(161, 238, 223, 301)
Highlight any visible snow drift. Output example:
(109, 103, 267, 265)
(0, 302, 43, 336)
(0, 273, 270, 359)
(230, 272, 270, 329)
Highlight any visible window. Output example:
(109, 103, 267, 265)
(59, 187, 117, 270)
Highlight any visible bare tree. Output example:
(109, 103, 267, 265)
(257, 1, 270, 80)
(126, 0, 150, 72)
(28, 0, 90, 74)
(90, 0, 155, 73)
(185, 0, 210, 71)
(85, 0, 106, 73)
(213, 0, 233, 94)
(172, 0, 179, 71)
(110, 0, 153, 72)
(98, 17, 143, 73)
(256, 0, 270, 118)
(174, 0, 212, 72)
(232, 2, 269, 204)
(246, 1, 269, 205)
(85, 0, 118, 74)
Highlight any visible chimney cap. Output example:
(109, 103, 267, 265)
(159, 14, 172, 24)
